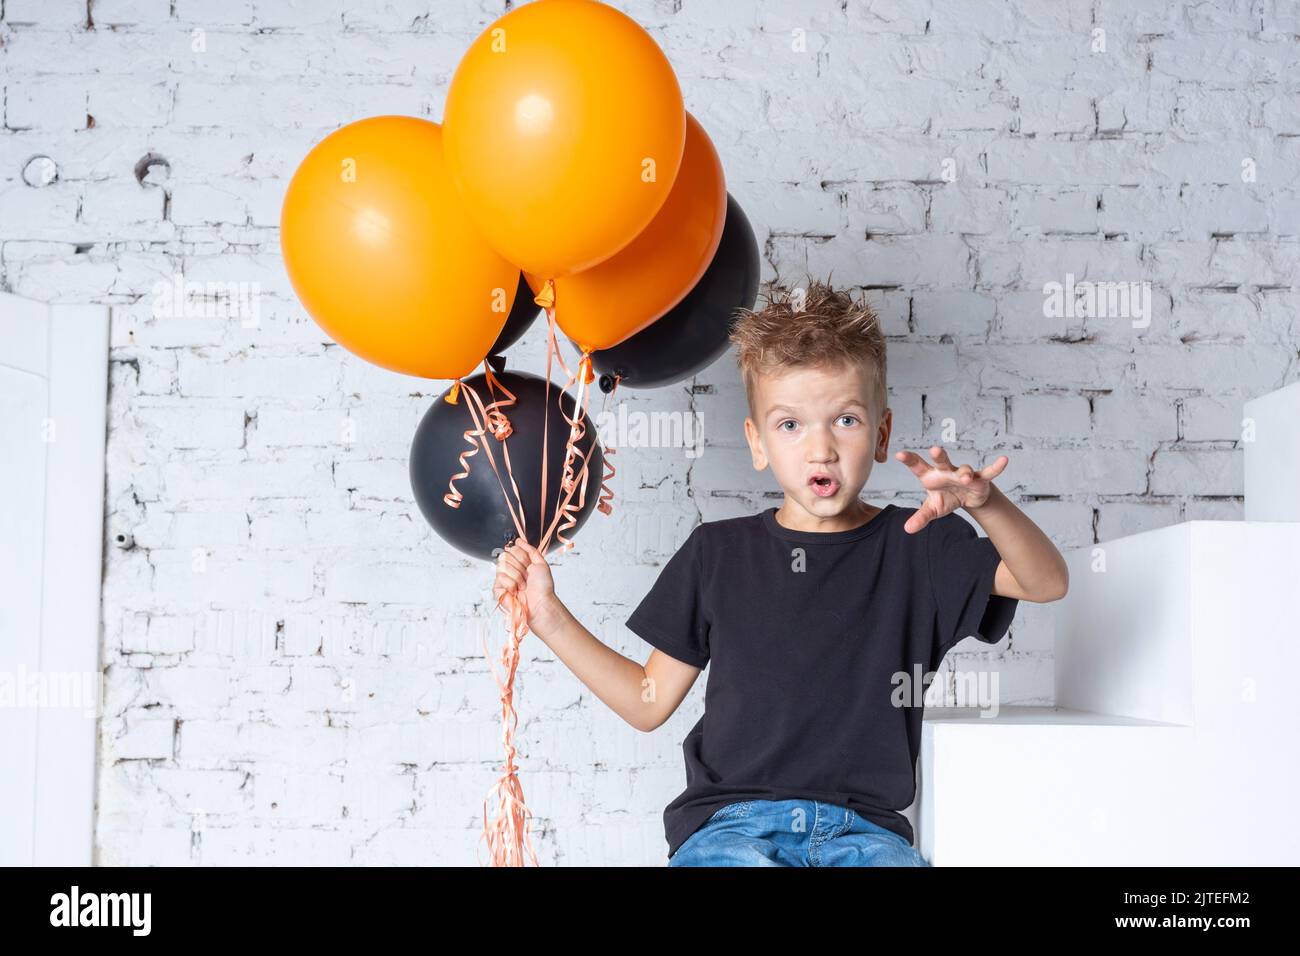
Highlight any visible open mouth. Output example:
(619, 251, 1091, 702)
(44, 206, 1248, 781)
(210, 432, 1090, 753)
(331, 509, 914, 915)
(808, 475, 840, 497)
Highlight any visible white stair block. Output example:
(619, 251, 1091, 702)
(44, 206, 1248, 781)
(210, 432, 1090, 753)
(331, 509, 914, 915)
(1244, 379, 1300, 522)
(921, 522, 1300, 865)
(921, 708, 1192, 865)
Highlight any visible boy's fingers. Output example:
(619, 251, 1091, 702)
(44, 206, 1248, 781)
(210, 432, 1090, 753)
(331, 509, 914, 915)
(904, 510, 931, 534)
(978, 455, 1009, 480)
(493, 585, 520, 611)
(902, 493, 942, 533)
(515, 540, 549, 566)
(514, 541, 544, 566)
(920, 496, 944, 524)
(929, 445, 955, 470)
(894, 449, 934, 478)
(491, 561, 522, 590)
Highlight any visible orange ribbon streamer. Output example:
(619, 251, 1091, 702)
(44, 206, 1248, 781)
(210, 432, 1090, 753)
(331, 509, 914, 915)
(448, 276, 620, 866)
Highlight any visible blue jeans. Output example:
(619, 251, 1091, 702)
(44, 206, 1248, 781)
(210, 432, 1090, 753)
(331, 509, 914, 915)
(668, 798, 933, 867)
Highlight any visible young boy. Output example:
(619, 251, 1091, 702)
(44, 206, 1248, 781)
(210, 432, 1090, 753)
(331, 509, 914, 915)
(492, 279, 1069, 866)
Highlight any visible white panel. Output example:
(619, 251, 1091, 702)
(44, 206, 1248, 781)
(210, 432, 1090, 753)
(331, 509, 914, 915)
(32, 303, 109, 866)
(0, 296, 108, 867)
(1054, 522, 1195, 725)
(0, 363, 50, 866)
(0, 292, 51, 377)
(1243, 380, 1300, 522)
(1188, 522, 1300, 859)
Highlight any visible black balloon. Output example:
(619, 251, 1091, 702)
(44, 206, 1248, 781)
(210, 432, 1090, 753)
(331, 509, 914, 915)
(410, 370, 605, 561)
(582, 192, 760, 392)
(487, 273, 542, 360)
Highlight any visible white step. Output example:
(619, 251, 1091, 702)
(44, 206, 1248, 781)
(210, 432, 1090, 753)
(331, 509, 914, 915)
(920, 521, 1300, 865)
(921, 707, 1194, 865)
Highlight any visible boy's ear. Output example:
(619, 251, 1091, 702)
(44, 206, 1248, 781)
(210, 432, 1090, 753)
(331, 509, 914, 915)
(874, 406, 893, 463)
(743, 417, 768, 470)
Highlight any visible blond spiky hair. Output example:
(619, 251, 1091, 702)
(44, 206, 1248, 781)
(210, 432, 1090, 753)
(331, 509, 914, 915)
(728, 276, 887, 423)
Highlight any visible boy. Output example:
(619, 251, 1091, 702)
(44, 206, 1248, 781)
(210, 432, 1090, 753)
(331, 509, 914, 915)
(492, 279, 1069, 866)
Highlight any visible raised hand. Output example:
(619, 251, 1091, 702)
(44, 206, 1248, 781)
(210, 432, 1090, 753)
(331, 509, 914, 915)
(895, 445, 1008, 533)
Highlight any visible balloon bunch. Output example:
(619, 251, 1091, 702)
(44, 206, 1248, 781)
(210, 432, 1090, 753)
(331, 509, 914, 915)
(279, 0, 759, 867)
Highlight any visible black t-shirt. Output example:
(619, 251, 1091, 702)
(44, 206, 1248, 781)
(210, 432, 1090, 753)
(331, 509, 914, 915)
(626, 503, 1019, 860)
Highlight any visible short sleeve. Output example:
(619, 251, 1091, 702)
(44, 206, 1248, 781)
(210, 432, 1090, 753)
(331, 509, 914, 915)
(627, 526, 710, 669)
(927, 512, 1018, 668)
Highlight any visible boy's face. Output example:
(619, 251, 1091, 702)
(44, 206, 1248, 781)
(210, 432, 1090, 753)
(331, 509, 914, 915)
(743, 360, 892, 528)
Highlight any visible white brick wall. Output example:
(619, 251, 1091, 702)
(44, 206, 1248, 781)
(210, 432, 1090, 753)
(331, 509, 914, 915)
(2, 0, 1291, 865)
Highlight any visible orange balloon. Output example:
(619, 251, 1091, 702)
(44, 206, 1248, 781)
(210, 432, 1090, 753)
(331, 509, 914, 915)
(525, 113, 726, 353)
(280, 115, 518, 380)
(442, 0, 686, 279)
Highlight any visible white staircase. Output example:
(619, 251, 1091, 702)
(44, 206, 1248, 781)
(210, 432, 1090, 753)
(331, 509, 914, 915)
(918, 382, 1300, 865)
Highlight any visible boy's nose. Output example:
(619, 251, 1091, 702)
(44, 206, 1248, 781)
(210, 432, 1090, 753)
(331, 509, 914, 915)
(808, 442, 836, 463)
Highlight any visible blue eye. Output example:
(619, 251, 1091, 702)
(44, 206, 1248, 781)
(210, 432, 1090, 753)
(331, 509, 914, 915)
(778, 420, 797, 432)
(839, 415, 859, 427)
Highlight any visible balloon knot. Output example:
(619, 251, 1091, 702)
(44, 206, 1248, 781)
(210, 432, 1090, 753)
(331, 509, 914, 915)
(580, 354, 594, 385)
(445, 380, 461, 405)
(533, 278, 556, 309)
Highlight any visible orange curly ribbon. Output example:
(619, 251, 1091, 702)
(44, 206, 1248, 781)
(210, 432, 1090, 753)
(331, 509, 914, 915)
(596, 374, 620, 516)
(458, 275, 621, 866)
